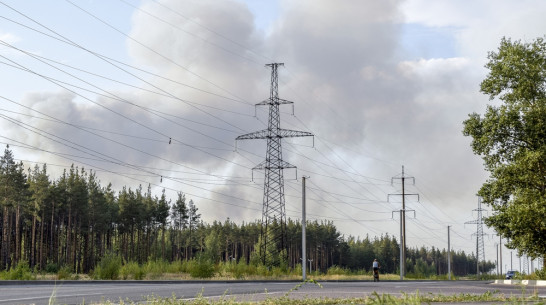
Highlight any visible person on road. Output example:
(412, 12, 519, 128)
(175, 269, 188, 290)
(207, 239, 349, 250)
(372, 259, 380, 281)
(373, 259, 380, 271)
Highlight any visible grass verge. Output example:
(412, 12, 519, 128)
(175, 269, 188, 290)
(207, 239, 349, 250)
(58, 287, 544, 305)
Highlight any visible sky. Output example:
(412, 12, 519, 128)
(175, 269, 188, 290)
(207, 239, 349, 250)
(0, 0, 544, 272)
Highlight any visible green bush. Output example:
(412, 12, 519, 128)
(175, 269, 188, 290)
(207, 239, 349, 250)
(45, 261, 59, 273)
(271, 266, 286, 277)
(57, 265, 73, 280)
(120, 261, 146, 280)
(94, 252, 122, 280)
(3, 261, 34, 280)
(535, 267, 546, 280)
(256, 264, 269, 276)
(167, 260, 185, 273)
(327, 265, 350, 275)
(145, 259, 169, 279)
(232, 261, 247, 279)
(189, 257, 215, 278)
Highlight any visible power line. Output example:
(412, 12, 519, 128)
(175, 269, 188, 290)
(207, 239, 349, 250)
(0, 14, 248, 105)
(0, 97, 258, 182)
(115, 0, 264, 65)
(4, 1, 398, 214)
(141, 0, 275, 64)
(63, 0, 248, 104)
(0, 2, 249, 132)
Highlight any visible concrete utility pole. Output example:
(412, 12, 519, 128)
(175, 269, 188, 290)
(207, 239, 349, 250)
(448, 225, 451, 280)
(495, 243, 499, 276)
(388, 166, 418, 278)
(236, 63, 313, 265)
(302, 176, 308, 281)
(499, 236, 502, 276)
(398, 210, 403, 280)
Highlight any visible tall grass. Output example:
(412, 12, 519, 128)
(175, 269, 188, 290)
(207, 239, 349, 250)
(88, 289, 539, 305)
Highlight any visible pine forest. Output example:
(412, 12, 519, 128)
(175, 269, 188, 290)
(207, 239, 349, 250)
(0, 145, 494, 277)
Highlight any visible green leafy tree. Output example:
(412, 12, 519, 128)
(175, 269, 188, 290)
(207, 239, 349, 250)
(204, 229, 222, 262)
(463, 37, 546, 258)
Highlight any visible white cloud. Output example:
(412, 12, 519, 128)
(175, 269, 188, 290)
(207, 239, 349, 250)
(0, 31, 20, 45)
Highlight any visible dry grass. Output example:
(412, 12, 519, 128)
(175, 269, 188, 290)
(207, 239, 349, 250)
(32, 271, 409, 281)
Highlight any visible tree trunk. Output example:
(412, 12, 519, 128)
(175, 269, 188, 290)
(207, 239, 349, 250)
(2, 206, 9, 269)
(130, 224, 134, 261)
(161, 225, 165, 259)
(84, 225, 90, 273)
(50, 201, 55, 260)
(15, 204, 20, 264)
(66, 206, 72, 267)
(31, 214, 36, 268)
(73, 221, 79, 273)
(39, 209, 45, 269)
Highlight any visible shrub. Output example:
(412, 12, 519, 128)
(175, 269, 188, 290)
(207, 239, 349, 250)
(4, 261, 34, 280)
(232, 261, 248, 279)
(145, 259, 169, 279)
(327, 265, 350, 275)
(535, 267, 546, 280)
(94, 252, 122, 280)
(167, 260, 185, 273)
(45, 261, 59, 273)
(256, 264, 269, 276)
(120, 261, 146, 280)
(57, 265, 73, 280)
(189, 257, 215, 278)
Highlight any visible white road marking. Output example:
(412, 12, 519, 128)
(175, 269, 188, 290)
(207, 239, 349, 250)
(0, 292, 103, 303)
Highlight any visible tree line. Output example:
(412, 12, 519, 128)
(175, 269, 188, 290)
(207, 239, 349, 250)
(0, 145, 493, 276)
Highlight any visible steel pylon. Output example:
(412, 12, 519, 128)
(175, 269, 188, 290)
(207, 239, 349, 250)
(237, 63, 313, 266)
(465, 197, 487, 277)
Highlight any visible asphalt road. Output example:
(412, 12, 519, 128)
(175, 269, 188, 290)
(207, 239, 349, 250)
(0, 280, 544, 305)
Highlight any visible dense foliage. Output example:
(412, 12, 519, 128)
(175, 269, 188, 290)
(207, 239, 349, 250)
(0, 145, 492, 276)
(463, 37, 546, 258)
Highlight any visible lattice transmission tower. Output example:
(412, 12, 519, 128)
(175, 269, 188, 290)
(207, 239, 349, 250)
(236, 63, 313, 265)
(465, 197, 487, 278)
(523, 255, 529, 274)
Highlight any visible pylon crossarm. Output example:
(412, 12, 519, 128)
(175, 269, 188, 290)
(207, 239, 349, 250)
(252, 160, 296, 170)
(387, 193, 419, 202)
(236, 129, 313, 140)
(257, 98, 294, 106)
(278, 128, 313, 138)
(236, 129, 269, 140)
